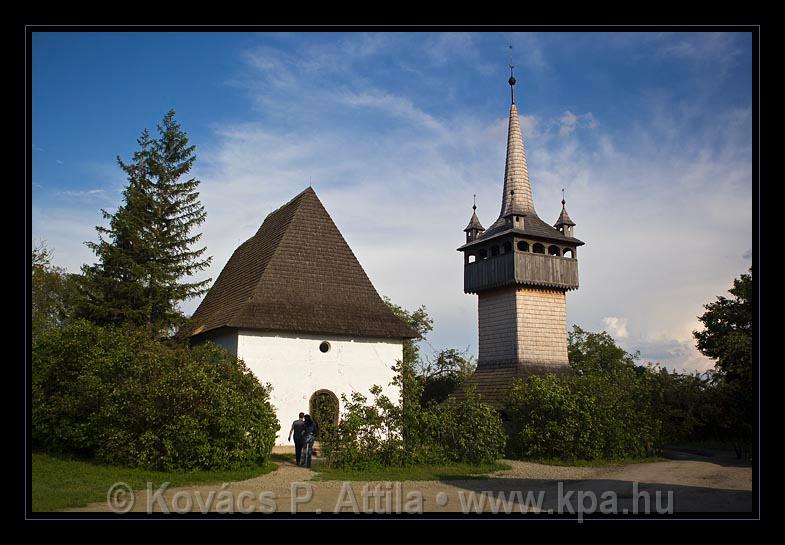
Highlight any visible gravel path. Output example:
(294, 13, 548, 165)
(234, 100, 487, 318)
(68, 450, 752, 514)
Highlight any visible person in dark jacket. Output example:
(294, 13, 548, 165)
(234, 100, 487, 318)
(302, 414, 318, 468)
(288, 412, 306, 466)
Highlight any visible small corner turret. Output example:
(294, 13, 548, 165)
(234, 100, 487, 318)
(554, 189, 576, 239)
(464, 196, 485, 244)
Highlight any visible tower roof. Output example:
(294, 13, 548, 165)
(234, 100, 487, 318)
(554, 205, 575, 227)
(463, 75, 583, 249)
(495, 102, 536, 221)
(502, 190, 529, 218)
(182, 187, 417, 340)
(459, 76, 583, 249)
(459, 212, 583, 251)
(483, 69, 536, 235)
(464, 206, 485, 232)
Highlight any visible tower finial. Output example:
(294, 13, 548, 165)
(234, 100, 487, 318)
(562, 188, 566, 207)
(508, 44, 516, 105)
(473, 194, 477, 211)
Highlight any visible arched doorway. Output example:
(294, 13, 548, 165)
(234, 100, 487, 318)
(309, 389, 339, 436)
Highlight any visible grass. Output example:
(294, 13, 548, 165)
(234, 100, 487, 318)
(517, 456, 666, 467)
(312, 461, 512, 481)
(31, 452, 277, 512)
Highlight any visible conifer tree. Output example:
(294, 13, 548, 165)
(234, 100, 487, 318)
(78, 111, 211, 335)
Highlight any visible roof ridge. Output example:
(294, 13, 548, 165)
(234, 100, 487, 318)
(255, 186, 313, 236)
(240, 189, 310, 311)
(253, 187, 381, 304)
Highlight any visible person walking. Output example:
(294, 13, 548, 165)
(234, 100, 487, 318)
(288, 412, 306, 466)
(302, 414, 318, 468)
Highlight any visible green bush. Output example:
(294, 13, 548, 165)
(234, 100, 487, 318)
(32, 319, 279, 471)
(318, 387, 408, 470)
(319, 361, 505, 469)
(648, 365, 715, 445)
(311, 391, 339, 437)
(441, 385, 507, 464)
(504, 325, 749, 462)
(504, 327, 665, 461)
(504, 371, 660, 461)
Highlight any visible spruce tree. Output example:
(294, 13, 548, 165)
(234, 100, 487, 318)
(78, 111, 211, 335)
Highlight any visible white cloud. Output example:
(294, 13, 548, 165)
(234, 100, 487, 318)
(31, 205, 106, 272)
(558, 111, 598, 137)
(625, 335, 714, 374)
(335, 89, 446, 133)
(56, 189, 106, 199)
(602, 317, 629, 339)
(559, 111, 578, 136)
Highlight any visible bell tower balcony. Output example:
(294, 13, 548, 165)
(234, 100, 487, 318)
(463, 247, 579, 294)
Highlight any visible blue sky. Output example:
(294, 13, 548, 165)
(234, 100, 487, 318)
(32, 31, 753, 372)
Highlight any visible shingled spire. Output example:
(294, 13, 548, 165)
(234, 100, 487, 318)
(488, 66, 535, 232)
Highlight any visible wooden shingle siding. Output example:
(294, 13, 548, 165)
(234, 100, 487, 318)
(478, 289, 518, 362)
(515, 288, 569, 365)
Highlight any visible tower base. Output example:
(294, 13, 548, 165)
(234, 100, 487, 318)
(453, 360, 570, 406)
(455, 285, 572, 406)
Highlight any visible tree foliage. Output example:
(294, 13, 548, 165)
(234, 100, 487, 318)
(311, 392, 339, 437)
(505, 327, 662, 461)
(568, 325, 639, 375)
(693, 269, 753, 459)
(420, 348, 477, 404)
(318, 359, 506, 469)
(31, 242, 81, 339)
(383, 296, 432, 369)
(694, 269, 752, 384)
(32, 320, 278, 471)
(77, 111, 212, 335)
(382, 298, 474, 403)
(505, 281, 755, 463)
(649, 365, 715, 445)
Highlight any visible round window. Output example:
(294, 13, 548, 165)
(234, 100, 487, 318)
(319, 341, 331, 353)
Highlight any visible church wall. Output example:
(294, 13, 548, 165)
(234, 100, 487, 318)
(236, 330, 403, 445)
(200, 327, 238, 355)
(477, 288, 518, 363)
(515, 287, 569, 366)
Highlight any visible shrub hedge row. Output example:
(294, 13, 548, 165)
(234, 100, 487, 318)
(32, 320, 279, 471)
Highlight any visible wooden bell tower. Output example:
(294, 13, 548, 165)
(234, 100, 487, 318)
(456, 67, 585, 404)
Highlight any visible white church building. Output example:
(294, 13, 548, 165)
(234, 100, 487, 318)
(183, 187, 416, 445)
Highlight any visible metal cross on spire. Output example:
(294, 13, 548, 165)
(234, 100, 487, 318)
(508, 44, 516, 105)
